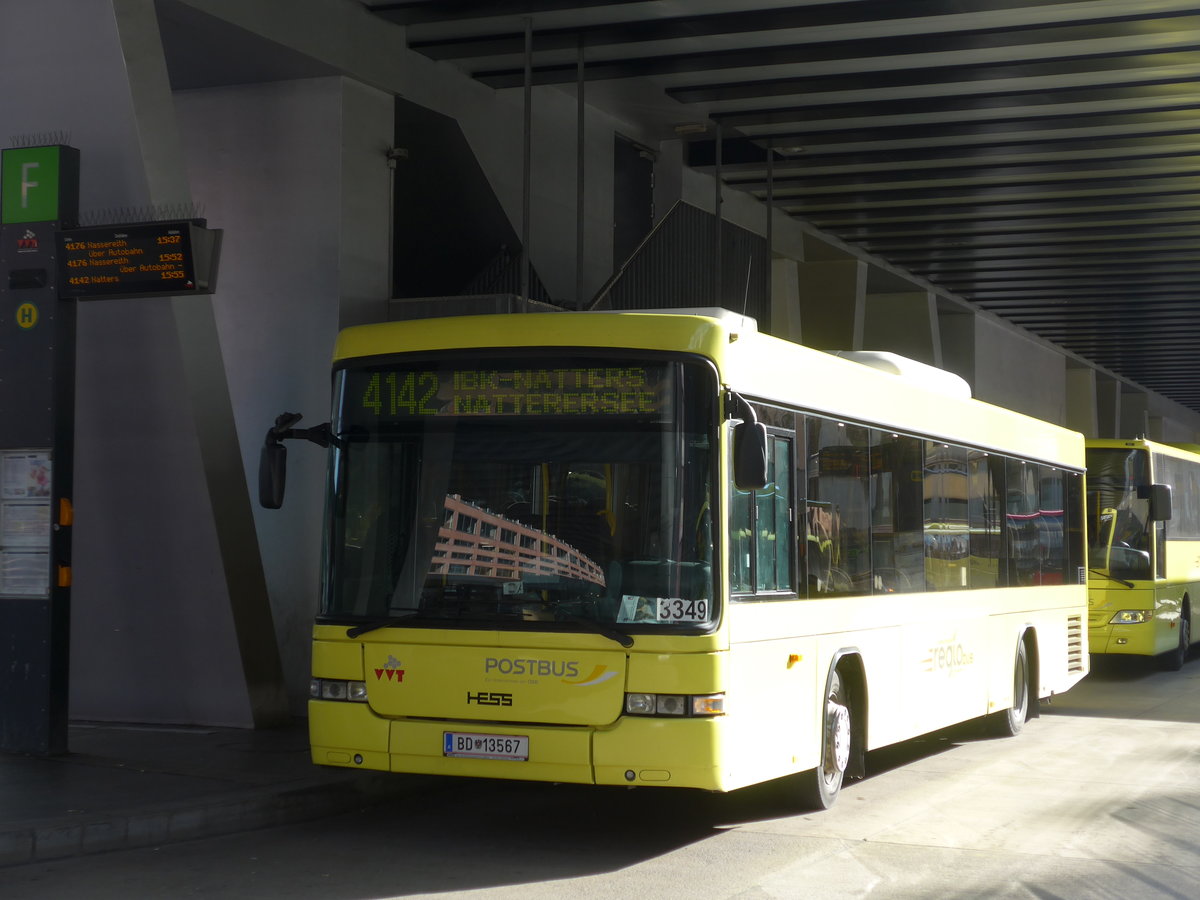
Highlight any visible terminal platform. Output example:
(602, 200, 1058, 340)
(0, 719, 428, 868)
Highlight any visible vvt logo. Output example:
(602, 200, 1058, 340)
(374, 654, 405, 682)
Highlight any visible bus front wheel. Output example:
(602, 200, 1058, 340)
(1160, 603, 1191, 672)
(800, 670, 852, 810)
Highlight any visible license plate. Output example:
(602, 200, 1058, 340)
(443, 731, 529, 761)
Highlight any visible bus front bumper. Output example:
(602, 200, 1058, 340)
(309, 700, 730, 791)
(1088, 589, 1179, 657)
(1088, 623, 1164, 656)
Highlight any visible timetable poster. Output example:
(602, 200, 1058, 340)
(0, 451, 52, 597)
(2, 451, 51, 499)
(0, 551, 49, 597)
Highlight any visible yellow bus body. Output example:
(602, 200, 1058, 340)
(309, 310, 1088, 794)
(1086, 438, 1200, 661)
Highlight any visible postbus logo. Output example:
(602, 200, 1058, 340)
(484, 656, 618, 686)
(374, 654, 405, 682)
(563, 664, 618, 687)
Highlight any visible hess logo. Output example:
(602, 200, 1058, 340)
(466, 691, 513, 706)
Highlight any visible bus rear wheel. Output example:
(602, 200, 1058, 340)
(988, 639, 1030, 738)
(799, 670, 852, 810)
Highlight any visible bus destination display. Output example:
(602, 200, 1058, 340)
(353, 364, 671, 419)
(56, 221, 220, 299)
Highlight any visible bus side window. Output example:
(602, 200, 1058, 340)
(807, 417, 871, 595)
(1037, 466, 1067, 585)
(729, 418, 795, 596)
(968, 451, 1005, 589)
(1006, 460, 1041, 586)
(870, 430, 924, 594)
(925, 442, 970, 591)
(756, 434, 793, 591)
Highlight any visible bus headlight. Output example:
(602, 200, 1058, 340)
(310, 678, 368, 702)
(625, 692, 725, 717)
(1109, 610, 1154, 625)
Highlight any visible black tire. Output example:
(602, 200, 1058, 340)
(799, 669, 852, 809)
(1160, 605, 1191, 672)
(988, 640, 1030, 738)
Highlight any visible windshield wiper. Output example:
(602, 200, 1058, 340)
(1089, 568, 1134, 589)
(345, 611, 425, 638)
(346, 608, 634, 648)
(553, 613, 635, 648)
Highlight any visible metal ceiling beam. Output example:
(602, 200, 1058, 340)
(374, 0, 1200, 412)
(402, 0, 1193, 58)
(368, 0, 637, 27)
(710, 80, 1200, 130)
(666, 48, 1200, 105)
(472, 23, 1200, 89)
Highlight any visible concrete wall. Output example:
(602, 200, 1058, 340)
(972, 317, 1068, 425)
(175, 76, 392, 715)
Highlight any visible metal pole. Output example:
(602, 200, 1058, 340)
(765, 143, 774, 326)
(522, 17, 532, 302)
(576, 34, 585, 308)
(714, 121, 722, 308)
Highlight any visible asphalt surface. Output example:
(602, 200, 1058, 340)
(3, 651, 1198, 883)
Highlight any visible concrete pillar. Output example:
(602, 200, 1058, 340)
(115, 0, 289, 726)
(1121, 390, 1150, 439)
(1096, 375, 1121, 438)
(863, 290, 940, 366)
(771, 256, 802, 343)
(972, 317, 1066, 424)
(937, 306, 976, 393)
(794, 259, 866, 350)
(338, 80, 394, 329)
(1065, 365, 1098, 438)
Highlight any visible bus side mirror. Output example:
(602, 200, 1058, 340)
(259, 441, 288, 509)
(1149, 483, 1173, 521)
(258, 412, 331, 509)
(734, 420, 769, 490)
(730, 392, 768, 490)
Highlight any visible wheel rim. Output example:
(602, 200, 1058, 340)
(824, 701, 851, 779)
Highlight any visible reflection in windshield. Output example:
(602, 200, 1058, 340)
(1085, 447, 1151, 580)
(324, 357, 716, 633)
(434, 494, 606, 587)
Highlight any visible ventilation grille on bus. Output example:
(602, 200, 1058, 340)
(1067, 615, 1085, 672)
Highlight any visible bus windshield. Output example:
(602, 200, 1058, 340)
(323, 354, 717, 634)
(1085, 447, 1151, 581)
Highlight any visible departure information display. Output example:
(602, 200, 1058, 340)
(347, 362, 673, 419)
(56, 221, 219, 299)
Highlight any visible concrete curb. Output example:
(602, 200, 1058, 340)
(0, 772, 431, 868)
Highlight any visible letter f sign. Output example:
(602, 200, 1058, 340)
(20, 162, 39, 209)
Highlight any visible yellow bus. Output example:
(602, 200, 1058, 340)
(261, 307, 1088, 808)
(1086, 438, 1198, 669)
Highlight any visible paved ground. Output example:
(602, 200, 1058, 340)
(0, 719, 433, 867)
(2, 651, 1197, 888)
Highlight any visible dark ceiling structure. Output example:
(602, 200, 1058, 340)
(366, 0, 1200, 412)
